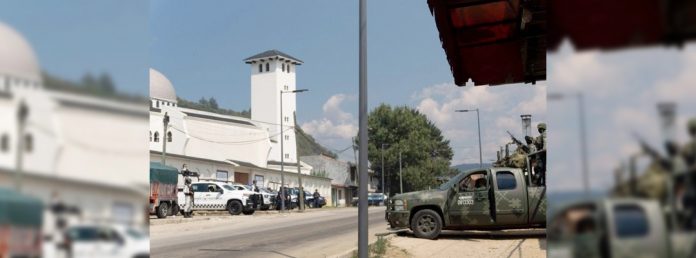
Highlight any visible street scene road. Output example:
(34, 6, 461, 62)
(150, 207, 388, 258)
(151, 206, 546, 258)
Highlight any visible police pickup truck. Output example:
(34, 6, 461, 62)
(177, 181, 255, 215)
(386, 165, 546, 239)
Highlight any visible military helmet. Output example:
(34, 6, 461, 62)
(537, 123, 547, 130)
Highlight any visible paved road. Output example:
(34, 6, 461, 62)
(150, 207, 388, 258)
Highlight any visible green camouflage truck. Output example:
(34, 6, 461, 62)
(385, 159, 546, 239)
(0, 187, 43, 258)
(150, 162, 180, 218)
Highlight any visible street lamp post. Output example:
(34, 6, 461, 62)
(548, 92, 589, 194)
(358, 0, 368, 256)
(381, 143, 389, 195)
(162, 112, 170, 166)
(455, 109, 482, 168)
(280, 89, 308, 212)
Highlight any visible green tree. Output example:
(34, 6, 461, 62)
(357, 104, 453, 195)
(98, 73, 116, 94)
(208, 97, 219, 110)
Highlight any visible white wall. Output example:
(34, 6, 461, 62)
(250, 58, 298, 164)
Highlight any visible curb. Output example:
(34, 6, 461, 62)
(150, 207, 350, 226)
(329, 234, 395, 258)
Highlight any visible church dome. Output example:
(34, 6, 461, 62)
(149, 68, 177, 103)
(0, 22, 42, 83)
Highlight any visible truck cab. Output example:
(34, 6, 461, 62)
(386, 166, 546, 239)
(177, 181, 255, 215)
(548, 198, 695, 258)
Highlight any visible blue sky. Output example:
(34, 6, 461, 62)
(0, 0, 149, 96)
(150, 1, 546, 163)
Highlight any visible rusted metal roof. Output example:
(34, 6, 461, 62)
(548, 0, 696, 52)
(428, 0, 546, 86)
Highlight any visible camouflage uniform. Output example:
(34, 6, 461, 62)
(681, 118, 696, 227)
(534, 123, 547, 151)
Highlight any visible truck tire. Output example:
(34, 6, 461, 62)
(242, 209, 255, 215)
(227, 200, 243, 215)
(170, 203, 180, 216)
(156, 202, 169, 219)
(411, 209, 442, 239)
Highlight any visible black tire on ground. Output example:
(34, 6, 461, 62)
(410, 209, 442, 239)
(227, 200, 243, 215)
(170, 203, 180, 216)
(156, 202, 169, 219)
(242, 209, 255, 215)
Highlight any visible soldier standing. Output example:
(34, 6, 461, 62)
(182, 165, 195, 218)
(681, 118, 696, 228)
(313, 189, 321, 208)
(534, 123, 547, 186)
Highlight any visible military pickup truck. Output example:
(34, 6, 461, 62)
(548, 198, 696, 258)
(386, 165, 546, 239)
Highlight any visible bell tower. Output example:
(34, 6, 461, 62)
(245, 50, 303, 164)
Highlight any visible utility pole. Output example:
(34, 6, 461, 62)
(162, 112, 170, 166)
(357, 0, 368, 256)
(280, 89, 308, 213)
(455, 109, 482, 168)
(399, 151, 403, 194)
(295, 112, 305, 211)
(15, 101, 28, 192)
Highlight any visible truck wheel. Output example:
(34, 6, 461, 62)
(242, 209, 255, 215)
(227, 200, 243, 215)
(156, 202, 169, 219)
(411, 209, 442, 239)
(170, 203, 180, 216)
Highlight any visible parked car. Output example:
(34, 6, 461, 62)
(304, 190, 326, 208)
(351, 193, 388, 206)
(177, 181, 254, 215)
(62, 224, 149, 258)
(240, 184, 274, 210)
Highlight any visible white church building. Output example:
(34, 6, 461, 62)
(0, 22, 148, 229)
(149, 50, 332, 203)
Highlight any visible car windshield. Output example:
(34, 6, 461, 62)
(438, 171, 467, 190)
(125, 228, 146, 239)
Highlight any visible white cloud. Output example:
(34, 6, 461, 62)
(301, 94, 358, 149)
(413, 83, 547, 165)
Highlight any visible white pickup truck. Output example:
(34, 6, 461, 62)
(177, 181, 255, 215)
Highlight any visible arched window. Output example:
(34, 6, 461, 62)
(149, 131, 152, 142)
(282, 63, 285, 72)
(167, 131, 172, 142)
(0, 134, 8, 152)
(266, 63, 270, 72)
(25, 134, 33, 152)
(288, 64, 291, 73)
(258, 64, 263, 73)
(154, 132, 160, 142)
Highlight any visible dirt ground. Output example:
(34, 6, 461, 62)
(384, 229, 546, 258)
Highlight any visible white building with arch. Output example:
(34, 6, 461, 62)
(0, 22, 149, 230)
(149, 50, 331, 202)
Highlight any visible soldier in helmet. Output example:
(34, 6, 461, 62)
(182, 165, 195, 218)
(534, 123, 547, 151)
(680, 118, 696, 227)
(534, 123, 547, 185)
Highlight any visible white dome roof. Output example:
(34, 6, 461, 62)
(149, 68, 177, 103)
(0, 22, 42, 83)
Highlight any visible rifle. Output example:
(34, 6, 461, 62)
(633, 132, 671, 171)
(507, 131, 530, 153)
